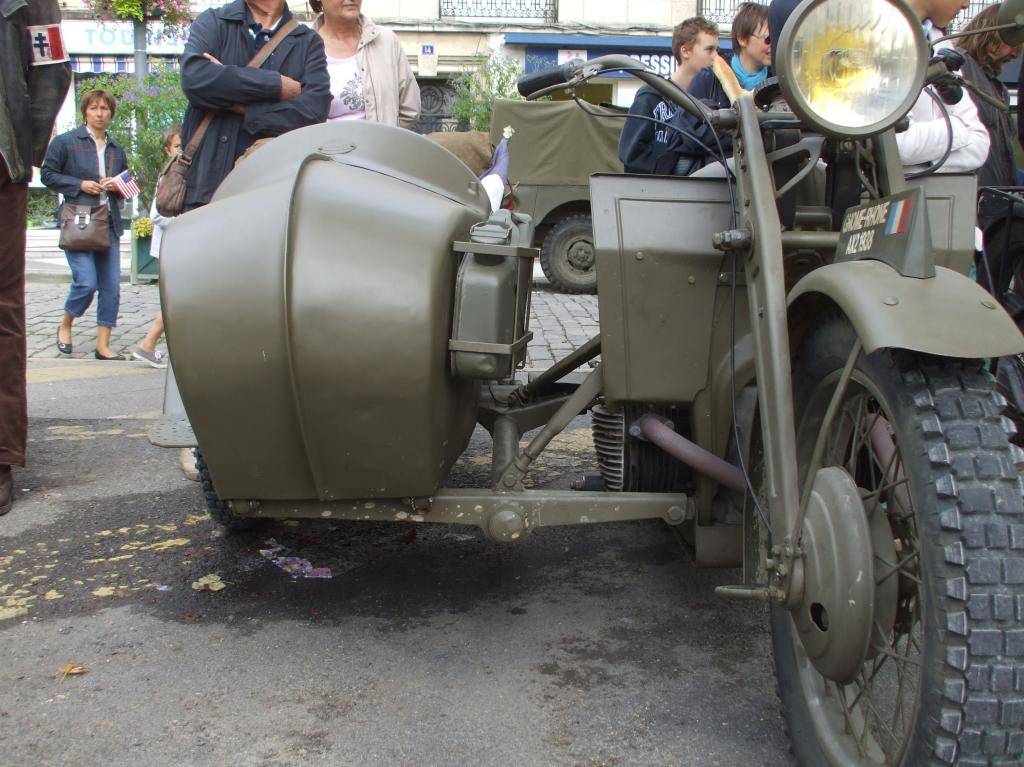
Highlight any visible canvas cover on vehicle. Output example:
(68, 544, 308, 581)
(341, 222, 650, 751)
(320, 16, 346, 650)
(489, 99, 623, 186)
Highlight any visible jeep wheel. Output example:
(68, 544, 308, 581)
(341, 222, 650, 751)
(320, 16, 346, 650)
(540, 213, 597, 294)
(772, 316, 1024, 766)
(195, 450, 263, 531)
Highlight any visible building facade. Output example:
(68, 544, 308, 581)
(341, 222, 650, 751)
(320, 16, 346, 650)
(53, 0, 707, 134)
(50, 0, 1010, 136)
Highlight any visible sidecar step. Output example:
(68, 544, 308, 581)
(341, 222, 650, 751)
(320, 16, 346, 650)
(148, 416, 198, 448)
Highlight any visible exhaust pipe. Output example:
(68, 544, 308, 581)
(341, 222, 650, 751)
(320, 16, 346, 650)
(637, 414, 746, 494)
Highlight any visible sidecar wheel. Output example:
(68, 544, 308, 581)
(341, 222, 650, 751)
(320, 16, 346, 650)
(195, 450, 263, 532)
(772, 317, 1024, 766)
(539, 213, 597, 294)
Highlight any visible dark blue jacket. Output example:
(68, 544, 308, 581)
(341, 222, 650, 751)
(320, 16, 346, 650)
(769, 0, 801, 70)
(665, 67, 733, 171)
(41, 125, 129, 237)
(179, 0, 331, 207)
(618, 84, 682, 174)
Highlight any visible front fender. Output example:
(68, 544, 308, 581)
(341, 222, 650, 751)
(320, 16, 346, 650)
(788, 260, 1024, 358)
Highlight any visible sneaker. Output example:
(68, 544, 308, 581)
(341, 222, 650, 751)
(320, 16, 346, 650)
(133, 345, 168, 369)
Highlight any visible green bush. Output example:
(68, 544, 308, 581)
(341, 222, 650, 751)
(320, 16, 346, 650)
(449, 54, 527, 132)
(78, 66, 188, 212)
(26, 189, 59, 227)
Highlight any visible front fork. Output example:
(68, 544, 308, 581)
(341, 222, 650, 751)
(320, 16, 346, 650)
(723, 101, 927, 606)
(724, 96, 806, 607)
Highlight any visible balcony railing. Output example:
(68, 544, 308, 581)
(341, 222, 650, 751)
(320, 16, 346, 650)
(440, 0, 557, 23)
(697, 0, 767, 27)
(698, 0, 997, 31)
(949, 0, 999, 30)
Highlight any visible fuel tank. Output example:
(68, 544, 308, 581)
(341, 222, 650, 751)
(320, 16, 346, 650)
(160, 122, 491, 502)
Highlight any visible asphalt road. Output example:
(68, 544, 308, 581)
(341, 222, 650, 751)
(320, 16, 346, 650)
(1, 359, 794, 767)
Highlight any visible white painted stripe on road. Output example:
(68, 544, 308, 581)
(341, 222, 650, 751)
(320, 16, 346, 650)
(28, 362, 162, 384)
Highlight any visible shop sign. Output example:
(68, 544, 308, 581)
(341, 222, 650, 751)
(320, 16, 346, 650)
(526, 46, 676, 78)
(62, 19, 190, 54)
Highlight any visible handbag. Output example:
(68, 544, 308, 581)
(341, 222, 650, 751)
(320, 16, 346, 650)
(155, 18, 299, 217)
(58, 203, 110, 252)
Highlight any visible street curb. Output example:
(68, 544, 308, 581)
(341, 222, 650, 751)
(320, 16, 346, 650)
(27, 272, 133, 285)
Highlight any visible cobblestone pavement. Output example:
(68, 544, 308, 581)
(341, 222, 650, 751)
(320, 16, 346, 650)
(25, 276, 600, 366)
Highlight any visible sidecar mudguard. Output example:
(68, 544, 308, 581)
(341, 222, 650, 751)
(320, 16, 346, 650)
(788, 259, 1024, 358)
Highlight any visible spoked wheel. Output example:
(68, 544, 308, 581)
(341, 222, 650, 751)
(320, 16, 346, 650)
(772, 317, 1024, 766)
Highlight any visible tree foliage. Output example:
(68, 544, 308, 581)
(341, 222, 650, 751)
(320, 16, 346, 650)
(449, 53, 528, 132)
(85, 0, 192, 31)
(78, 66, 188, 213)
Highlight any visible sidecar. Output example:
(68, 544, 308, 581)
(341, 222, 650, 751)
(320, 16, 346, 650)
(149, 119, 738, 561)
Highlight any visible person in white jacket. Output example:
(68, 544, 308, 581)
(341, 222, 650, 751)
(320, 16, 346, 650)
(132, 126, 179, 369)
(898, 0, 990, 172)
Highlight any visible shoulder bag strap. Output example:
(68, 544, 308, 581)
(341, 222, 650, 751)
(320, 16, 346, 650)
(182, 17, 301, 162)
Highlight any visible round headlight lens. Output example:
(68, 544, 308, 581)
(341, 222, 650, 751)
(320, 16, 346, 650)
(776, 0, 926, 137)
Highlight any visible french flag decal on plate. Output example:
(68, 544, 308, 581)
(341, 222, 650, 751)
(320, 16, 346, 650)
(885, 198, 912, 236)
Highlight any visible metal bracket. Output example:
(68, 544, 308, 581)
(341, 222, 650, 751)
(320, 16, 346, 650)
(449, 333, 533, 356)
(712, 227, 752, 253)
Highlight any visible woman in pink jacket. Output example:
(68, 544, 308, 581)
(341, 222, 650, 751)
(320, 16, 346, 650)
(313, 0, 420, 128)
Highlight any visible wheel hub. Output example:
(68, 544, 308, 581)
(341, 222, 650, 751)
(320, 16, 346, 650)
(565, 240, 594, 270)
(793, 467, 875, 684)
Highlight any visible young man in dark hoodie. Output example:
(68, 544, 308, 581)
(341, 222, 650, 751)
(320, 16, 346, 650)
(618, 16, 723, 174)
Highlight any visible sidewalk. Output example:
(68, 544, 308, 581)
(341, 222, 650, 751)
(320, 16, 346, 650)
(26, 229, 132, 283)
(25, 245, 599, 367)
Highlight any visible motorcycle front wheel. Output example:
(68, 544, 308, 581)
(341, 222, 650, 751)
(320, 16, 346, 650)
(772, 316, 1024, 766)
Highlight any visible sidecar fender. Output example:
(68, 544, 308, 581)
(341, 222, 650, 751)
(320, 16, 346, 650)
(788, 260, 1024, 358)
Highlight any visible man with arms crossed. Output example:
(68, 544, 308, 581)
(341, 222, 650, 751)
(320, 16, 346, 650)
(178, 0, 332, 211)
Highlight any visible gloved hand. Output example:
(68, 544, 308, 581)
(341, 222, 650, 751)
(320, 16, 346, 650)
(929, 48, 965, 105)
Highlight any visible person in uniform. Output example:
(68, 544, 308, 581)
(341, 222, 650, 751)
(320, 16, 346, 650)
(0, 0, 72, 515)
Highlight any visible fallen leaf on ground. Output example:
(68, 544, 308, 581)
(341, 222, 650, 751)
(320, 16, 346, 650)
(177, 611, 203, 622)
(0, 606, 28, 621)
(56, 663, 88, 679)
(191, 574, 225, 592)
(91, 586, 116, 597)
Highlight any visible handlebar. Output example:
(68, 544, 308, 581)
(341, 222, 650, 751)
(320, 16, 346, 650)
(516, 59, 585, 98)
(516, 54, 795, 133)
(924, 48, 1010, 113)
(517, 54, 736, 128)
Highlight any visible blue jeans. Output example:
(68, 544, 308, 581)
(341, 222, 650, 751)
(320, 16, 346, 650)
(64, 229, 121, 328)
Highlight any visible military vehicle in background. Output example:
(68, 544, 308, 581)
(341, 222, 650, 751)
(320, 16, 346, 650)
(489, 98, 622, 293)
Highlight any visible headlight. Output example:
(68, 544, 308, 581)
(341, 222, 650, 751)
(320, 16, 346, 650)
(776, 0, 927, 138)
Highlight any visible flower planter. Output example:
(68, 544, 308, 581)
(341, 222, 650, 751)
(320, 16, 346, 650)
(131, 235, 158, 284)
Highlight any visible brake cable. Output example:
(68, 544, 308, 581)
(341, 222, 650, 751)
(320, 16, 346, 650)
(904, 88, 954, 180)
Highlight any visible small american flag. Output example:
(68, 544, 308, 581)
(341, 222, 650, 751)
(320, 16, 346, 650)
(111, 170, 141, 200)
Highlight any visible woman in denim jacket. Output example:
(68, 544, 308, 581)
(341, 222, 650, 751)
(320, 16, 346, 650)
(41, 88, 129, 360)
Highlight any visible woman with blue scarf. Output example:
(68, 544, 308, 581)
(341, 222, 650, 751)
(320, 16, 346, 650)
(730, 2, 772, 91)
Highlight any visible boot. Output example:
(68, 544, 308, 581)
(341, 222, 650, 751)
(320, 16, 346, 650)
(0, 464, 12, 516)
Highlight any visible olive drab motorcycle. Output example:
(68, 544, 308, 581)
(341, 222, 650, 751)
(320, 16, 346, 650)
(150, 0, 1024, 763)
